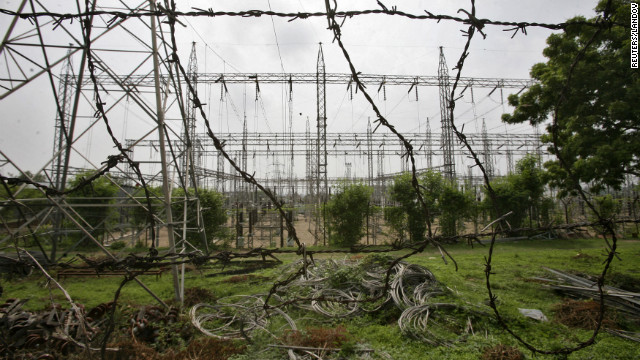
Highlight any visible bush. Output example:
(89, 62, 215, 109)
(325, 183, 373, 247)
(109, 240, 126, 250)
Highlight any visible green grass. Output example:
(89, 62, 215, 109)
(2, 238, 640, 359)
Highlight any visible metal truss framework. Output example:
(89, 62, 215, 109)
(0, 0, 193, 305)
(0, 0, 541, 306)
(126, 130, 543, 203)
(88, 72, 534, 89)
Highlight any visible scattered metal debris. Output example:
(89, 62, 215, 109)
(518, 308, 548, 322)
(605, 329, 640, 343)
(0, 298, 116, 358)
(535, 267, 640, 319)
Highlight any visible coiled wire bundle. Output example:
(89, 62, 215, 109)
(190, 295, 296, 341)
(191, 256, 486, 347)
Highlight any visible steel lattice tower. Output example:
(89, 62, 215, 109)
(425, 117, 433, 169)
(534, 124, 543, 168)
(316, 43, 328, 244)
(52, 51, 74, 190)
(306, 117, 315, 199)
(481, 118, 494, 178)
(367, 119, 374, 188)
(377, 147, 385, 205)
(185, 42, 201, 187)
(506, 149, 514, 174)
(438, 47, 456, 181)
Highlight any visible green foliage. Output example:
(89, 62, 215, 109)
(593, 194, 621, 219)
(325, 183, 373, 247)
(388, 171, 443, 242)
(484, 155, 548, 230)
(438, 183, 473, 237)
(0, 186, 47, 223)
(0, 171, 49, 223)
(172, 188, 227, 250)
(129, 186, 163, 229)
(67, 173, 119, 246)
(360, 253, 393, 268)
(501, 0, 639, 195)
(383, 206, 407, 245)
(589, 194, 622, 235)
(109, 240, 126, 250)
(3, 238, 640, 360)
(389, 171, 473, 238)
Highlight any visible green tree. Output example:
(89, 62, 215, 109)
(325, 183, 373, 247)
(502, 0, 639, 195)
(16, 171, 46, 183)
(67, 173, 119, 246)
(388, 171, 442, 242)
(484, 177, 529, 230)
(383, 206, 407, 246)
(484, 156, 548, 230)
(0, 182, 47, 222)
(129, 185, 162, 231)
(515, 154, 548, 227)
(172, 188, 227, 250)
(439, 183, 473, 237)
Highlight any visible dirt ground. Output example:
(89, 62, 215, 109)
(131, 212, 392, 249)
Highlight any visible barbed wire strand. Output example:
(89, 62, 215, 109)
(0, 0, 633, 356)
(324, 0, 457, 269)
(161, 0, 302, 253)
(481, 0, 619, 355)
(0, 7, 627, 31)
(79, 0, 158, 249)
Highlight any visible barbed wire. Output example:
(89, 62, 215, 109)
(0, 5, 627, 33)
(80, 0, 159, 247)
(161, 0, 303, 251)
(481, 0, 620, 355)
(3, 217, 635, 275)
(1, 154, 127, 197)
(0, 0, 634, 357)
(323, 0, 457, 270)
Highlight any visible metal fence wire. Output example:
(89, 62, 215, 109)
(0, 0, 634, 357)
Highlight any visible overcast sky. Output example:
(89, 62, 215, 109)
(0, 0, 601, 182)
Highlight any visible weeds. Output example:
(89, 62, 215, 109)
(553, 299, 618, 330)
(481, 344, 524, 360)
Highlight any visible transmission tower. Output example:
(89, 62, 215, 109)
(242, 114, 248, 198)
(438, 47, 456, 181)
(316, 43, 328, 244)
(367, 119, 374, 188)
(305, 117, 314, 198)
(425, 117, 433, 169)
(288, 79, 295, 200)
(185, 42, 201, 187)
(217, 153, 225, 193)
(52, 50, 74, 190)
(377, 147, 385, 205)
(534, 124, 543, 168)
(481, 119, 495, 178)
(305, 117, 314, 223)
(506, 149, 514, 174)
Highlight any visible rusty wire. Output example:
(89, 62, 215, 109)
(0, 0, 633, 356)
(478, 0, 621, 355)
(0, 5, 626, 32)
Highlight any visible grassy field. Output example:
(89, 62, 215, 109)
(2, 237, 640, 359)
